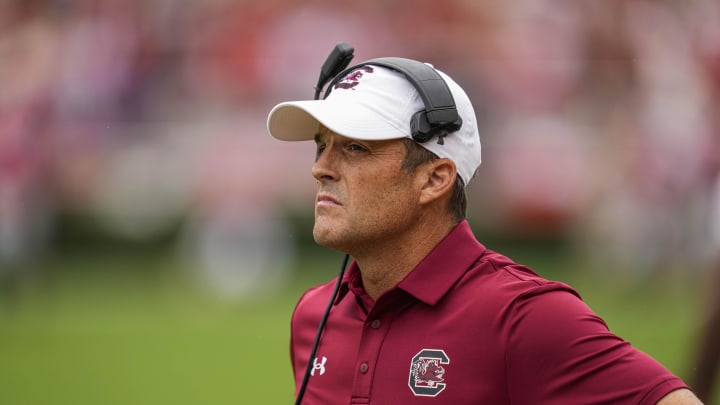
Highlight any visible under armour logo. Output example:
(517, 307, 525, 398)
(311, 356, 327, 376)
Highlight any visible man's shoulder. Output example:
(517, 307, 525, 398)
(299, 279, 338, 302)
(464, 248, 581, 301)
(291, 278, 340, 320)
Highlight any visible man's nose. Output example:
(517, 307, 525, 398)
(312, 147, 338, 182)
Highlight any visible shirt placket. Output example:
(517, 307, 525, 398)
(350, 294, 399, 404)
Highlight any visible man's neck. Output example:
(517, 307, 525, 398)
(352, 218, 457, 301)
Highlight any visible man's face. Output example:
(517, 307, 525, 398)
(311, 128, 423, 255)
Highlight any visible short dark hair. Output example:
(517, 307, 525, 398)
(401, 139, 467, 223)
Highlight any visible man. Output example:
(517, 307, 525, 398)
(266, 59, 701, 404)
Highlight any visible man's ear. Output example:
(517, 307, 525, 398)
(418, 158, 456, 206)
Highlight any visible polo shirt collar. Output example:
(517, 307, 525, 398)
(335, 220, 486, 306)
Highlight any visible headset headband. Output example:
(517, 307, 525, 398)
(324, 57, 463, 143)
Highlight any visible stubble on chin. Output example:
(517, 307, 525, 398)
(312, 216, 334, 246)
(312, 216, 349, 252)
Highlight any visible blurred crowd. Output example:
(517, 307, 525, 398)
(1, 0, 720, 297)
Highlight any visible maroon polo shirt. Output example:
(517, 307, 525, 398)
(290, 221, 687, 404)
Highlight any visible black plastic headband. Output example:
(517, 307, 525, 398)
(324, 57, 462, 143)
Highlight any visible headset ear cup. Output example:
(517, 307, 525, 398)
(410, 110, 434, 143)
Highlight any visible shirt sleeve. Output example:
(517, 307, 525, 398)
(503, 284, 688, 404)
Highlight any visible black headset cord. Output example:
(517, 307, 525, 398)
(294, 253, 350, 405)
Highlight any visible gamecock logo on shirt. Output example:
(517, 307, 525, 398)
(408, 349, 450, 397)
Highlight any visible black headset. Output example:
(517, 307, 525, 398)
(315, 43, 463, 143)
(294, 42, 462, 405)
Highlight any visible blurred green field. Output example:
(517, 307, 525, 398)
(0, 242, 717, 405)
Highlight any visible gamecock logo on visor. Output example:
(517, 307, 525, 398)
(333, 66, 374, 91)
(408, 349, 450, 397)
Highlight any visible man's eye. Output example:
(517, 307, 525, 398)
(315, 145, 325, 160)
(347, 143, 366, 152)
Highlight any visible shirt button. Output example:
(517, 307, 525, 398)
(370, 319, 381, 329)
(360, 363, 369, 374)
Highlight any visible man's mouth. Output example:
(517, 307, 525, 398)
(316, 193, 341, 206)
